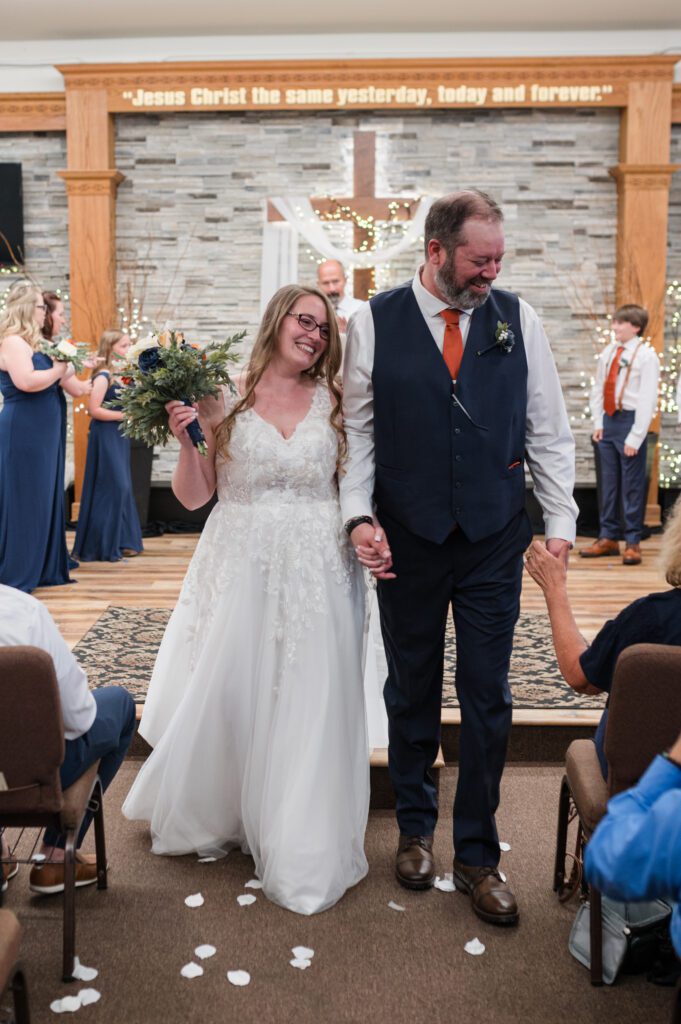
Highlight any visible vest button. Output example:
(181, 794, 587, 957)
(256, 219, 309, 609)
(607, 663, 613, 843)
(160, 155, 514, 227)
(455, 482, 462, 489)
(454, 428, 461, 435)
(455, 455, 462, 462)
(454, 507, 461, 514)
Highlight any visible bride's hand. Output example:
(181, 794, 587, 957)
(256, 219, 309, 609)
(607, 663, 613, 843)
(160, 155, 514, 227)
(166, 399, 199, 448)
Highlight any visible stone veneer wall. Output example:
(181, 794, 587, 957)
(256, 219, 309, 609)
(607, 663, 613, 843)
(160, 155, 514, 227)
(115, 108, 620, 486)
(0, 133, 74, 484)
(662, 124, 681, 489)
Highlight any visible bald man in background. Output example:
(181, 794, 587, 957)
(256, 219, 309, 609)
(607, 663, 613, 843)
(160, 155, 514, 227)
(316, 260, 364, 334)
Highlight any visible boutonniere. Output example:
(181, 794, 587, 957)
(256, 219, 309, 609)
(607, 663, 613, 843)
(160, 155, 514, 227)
(476, 321, 516, 357)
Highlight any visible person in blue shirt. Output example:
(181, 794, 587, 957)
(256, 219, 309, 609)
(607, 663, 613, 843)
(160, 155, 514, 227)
(523, 494, 681, 780)
(585, 728, 681, 961)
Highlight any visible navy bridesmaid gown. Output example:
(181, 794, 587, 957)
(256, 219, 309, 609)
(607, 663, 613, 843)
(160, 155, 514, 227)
(0, 351, 71, 592)
(73, 371, 143, 561)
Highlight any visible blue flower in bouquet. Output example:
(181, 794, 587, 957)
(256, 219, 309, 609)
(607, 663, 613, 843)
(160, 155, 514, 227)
(138, 346, 162, 373)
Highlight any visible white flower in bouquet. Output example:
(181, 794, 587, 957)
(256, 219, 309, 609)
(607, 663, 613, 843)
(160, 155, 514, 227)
(127, 335, 159, 363)
(55, 339, 78, 358)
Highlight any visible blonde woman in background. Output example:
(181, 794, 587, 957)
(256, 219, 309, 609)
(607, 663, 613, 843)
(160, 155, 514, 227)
(0, 281, 74, 591)
(73, 329, 143, 562)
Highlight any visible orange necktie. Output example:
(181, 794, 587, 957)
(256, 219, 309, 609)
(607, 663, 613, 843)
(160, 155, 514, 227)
(440, 308, 463, 381)
(603, 345, 624, 417)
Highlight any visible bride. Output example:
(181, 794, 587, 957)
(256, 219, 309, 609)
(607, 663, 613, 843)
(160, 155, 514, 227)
(123, 285, 371, 915)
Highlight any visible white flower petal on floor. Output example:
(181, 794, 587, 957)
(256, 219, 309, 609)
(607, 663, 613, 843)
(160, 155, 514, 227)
(464, 938, 486, 956)
(291, 946, 314, 960)
(244, 879, 263, 889)
(197, 856, 217, 863)
(195, 945, 217, 960)
(72, 958, 98, 982)
(227, 970, 251, 987)
(388, 900, 405, 912)
(50, 995, 81, 1013)
(499, 841, 511, 852)
(289, 958, 312, 970)
(499, 870, 507, 882)
(434, 876, 456, 892)
(181, 962, 204, 979)
(185, 892, 204, 908)
(78, 989, 101, 1006)
(237, 894, 256, 906)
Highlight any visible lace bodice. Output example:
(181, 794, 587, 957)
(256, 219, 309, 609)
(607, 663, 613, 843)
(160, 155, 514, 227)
(215, 381, 339, 506)
(181, 382, 359, 666)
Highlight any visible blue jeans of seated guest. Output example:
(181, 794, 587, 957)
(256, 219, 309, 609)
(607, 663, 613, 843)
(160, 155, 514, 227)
(44, 687, 136, 849)
(598, 410, 647, 546)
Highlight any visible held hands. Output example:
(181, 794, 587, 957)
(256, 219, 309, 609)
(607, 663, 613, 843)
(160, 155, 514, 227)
(166, 399, 200, 450)
(524, 539, 568, 591)
(351, 521, 396, 580)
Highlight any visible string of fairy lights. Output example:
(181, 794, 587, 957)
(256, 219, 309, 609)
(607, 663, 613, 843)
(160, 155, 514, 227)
(307, 197, 421, 295)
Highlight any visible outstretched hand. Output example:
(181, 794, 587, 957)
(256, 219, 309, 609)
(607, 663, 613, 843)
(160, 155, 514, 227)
(351, 520, 396, 580)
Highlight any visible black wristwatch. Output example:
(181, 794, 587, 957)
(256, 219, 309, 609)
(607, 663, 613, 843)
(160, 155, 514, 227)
(344, 515, 374, 536)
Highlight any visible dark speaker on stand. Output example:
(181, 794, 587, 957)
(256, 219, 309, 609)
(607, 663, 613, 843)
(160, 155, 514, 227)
(0, 164, 24, 265)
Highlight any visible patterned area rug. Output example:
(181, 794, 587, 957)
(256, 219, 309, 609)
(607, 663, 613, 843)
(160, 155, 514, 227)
(74, 606, 606, 711)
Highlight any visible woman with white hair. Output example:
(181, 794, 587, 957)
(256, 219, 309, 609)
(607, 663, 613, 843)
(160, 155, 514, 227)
(0, 281, 73, 591)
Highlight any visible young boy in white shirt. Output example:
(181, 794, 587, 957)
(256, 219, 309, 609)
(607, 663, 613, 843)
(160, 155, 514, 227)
(581, 304, 659, 565)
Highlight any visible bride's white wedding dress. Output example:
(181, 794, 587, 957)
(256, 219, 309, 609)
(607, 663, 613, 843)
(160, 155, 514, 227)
(123, 383, 372, 915)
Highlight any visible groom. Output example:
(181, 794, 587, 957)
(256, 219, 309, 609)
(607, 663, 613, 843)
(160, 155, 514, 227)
(341, 190, 577, 925)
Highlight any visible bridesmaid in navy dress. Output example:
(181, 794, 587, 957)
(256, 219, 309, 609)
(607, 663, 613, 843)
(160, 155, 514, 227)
(0, 282, 73, 591)
(42, 291, 93, 570)
(73, 329, 143, 562)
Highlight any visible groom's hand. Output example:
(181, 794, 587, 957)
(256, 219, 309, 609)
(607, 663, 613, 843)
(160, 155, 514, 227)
(546, 537, 571, 568)
(351, 521, 396, 580)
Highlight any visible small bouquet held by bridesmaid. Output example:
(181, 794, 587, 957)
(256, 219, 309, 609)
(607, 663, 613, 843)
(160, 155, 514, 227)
(115, 328, 244, 456)
(39, 337, 91, 374)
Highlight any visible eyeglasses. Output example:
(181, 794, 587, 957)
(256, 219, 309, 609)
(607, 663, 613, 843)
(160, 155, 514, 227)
(287, 312, 330, 342)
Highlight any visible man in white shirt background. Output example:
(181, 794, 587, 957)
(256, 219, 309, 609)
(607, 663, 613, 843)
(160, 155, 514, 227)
(341, 189, 577, 927)
(316, 259, 364, 334)
(581, 304, 660, 566)
(0, 584, 135, 894)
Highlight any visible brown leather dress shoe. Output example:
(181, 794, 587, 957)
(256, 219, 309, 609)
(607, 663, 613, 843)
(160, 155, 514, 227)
(29, 853, 98, 896)
(579, 538, 620, 558)
(623, 544, 642, 565)
(395, 835, 435, 890)
(453, 860, 519, 926)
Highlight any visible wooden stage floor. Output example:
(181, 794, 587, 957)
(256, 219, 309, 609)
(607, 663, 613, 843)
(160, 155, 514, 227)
(38, 530, 667, 732)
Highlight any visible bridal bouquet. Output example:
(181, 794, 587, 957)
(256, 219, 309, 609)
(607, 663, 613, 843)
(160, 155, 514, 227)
(115, 328, 245, 456)
(39, 337, 91, 374)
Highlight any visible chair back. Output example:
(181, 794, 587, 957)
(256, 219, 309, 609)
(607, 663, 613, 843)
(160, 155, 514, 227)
(605, 643, 681, 797)
(0, 646, 64, 815)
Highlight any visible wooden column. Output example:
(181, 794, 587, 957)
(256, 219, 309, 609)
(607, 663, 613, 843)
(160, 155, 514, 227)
(57, 86, 124, 512)
(352, 131, 376, 301)
(609, 80, 680, 525)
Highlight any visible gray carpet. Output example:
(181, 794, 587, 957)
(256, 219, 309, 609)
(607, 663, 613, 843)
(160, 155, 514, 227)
(3, 765, 669, 1024)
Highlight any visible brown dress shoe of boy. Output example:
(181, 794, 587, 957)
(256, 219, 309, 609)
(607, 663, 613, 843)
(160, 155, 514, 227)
(29, 853, 98, 896)
(579, 538, 620, 558)
(623, 544, 642, 565)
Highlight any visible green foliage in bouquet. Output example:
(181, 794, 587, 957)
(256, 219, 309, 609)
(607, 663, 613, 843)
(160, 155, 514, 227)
(38, 338, 91, 374)
(115, 328, 245, 453)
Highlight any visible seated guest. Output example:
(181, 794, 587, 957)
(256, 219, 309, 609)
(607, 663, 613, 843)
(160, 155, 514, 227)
(0, 584, 135, 893)
(524, 495, 681, 780)
(585, 726, 681, 964)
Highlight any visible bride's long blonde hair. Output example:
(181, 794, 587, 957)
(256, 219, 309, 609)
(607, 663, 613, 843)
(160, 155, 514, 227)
(215, 285, 346, 465)
(0, 281, 43, 349)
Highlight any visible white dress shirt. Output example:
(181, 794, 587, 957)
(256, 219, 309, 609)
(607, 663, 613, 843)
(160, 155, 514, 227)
(336, 294, 365, 320)
(589, 338, 660, 450)
(341, 268, 578, 543)
(0, 584, 96, 740)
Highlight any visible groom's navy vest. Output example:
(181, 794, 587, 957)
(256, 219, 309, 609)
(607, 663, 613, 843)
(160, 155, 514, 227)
(371, 284, 528, 544)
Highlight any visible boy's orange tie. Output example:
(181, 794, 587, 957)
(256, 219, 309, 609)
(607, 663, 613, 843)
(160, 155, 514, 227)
(440, 308, 463, 381)
(603, 345, 624, 417)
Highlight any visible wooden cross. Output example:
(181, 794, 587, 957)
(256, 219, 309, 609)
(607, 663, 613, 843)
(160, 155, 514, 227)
(267, 131, 419, 300)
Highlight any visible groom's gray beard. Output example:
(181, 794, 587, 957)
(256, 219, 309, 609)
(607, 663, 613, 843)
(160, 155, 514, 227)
(435, 265, 491, 310)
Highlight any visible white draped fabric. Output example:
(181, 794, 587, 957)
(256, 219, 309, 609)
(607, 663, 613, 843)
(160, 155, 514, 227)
(260, 195, 433, 313)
